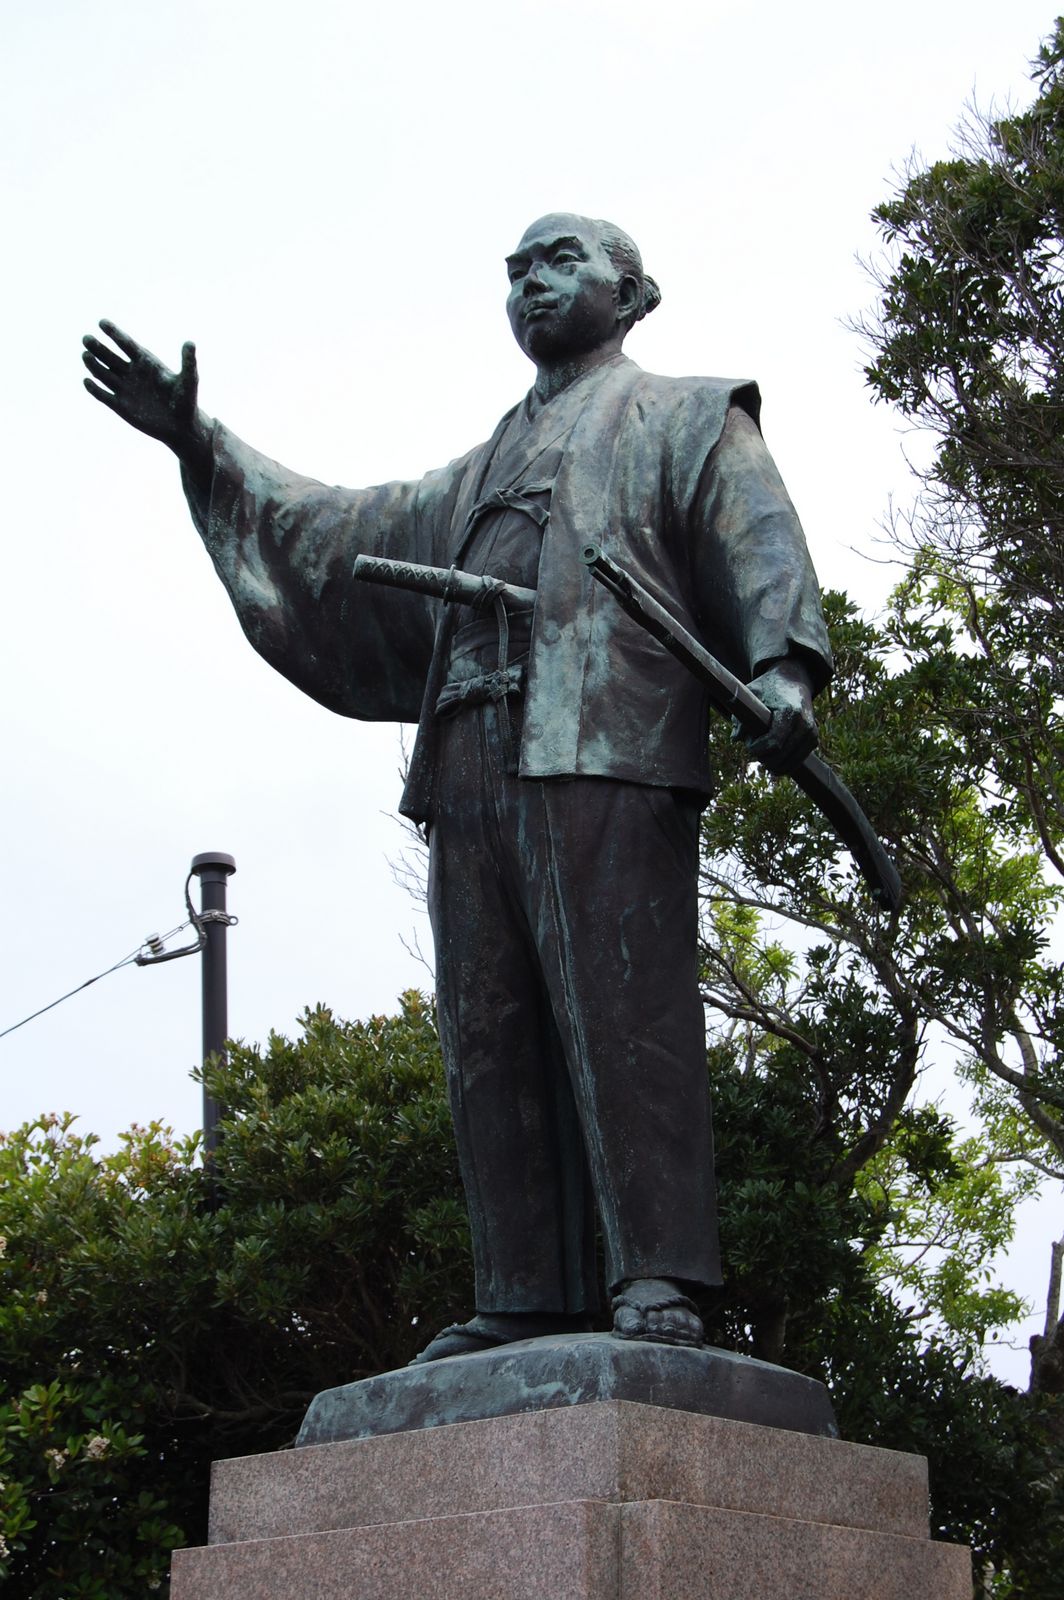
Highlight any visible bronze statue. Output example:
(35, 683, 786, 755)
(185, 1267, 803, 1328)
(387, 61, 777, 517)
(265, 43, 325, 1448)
(83, 214, 832, 1357)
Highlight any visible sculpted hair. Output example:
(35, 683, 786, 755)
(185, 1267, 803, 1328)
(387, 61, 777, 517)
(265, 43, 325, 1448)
(595, 220, 662, 326)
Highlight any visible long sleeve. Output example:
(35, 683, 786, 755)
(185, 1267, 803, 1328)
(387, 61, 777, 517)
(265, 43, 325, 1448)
(182, 424, 475, 722)
(687, 404, 833, 693)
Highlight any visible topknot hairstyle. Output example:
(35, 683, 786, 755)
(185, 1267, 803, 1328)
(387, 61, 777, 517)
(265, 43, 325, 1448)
(595, 220, 662, 327)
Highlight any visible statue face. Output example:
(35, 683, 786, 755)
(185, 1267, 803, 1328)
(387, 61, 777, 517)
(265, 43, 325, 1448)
(506, 214, 627, 364)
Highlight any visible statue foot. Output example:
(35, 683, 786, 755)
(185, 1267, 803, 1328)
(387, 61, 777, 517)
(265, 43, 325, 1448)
(611, 1278, 704, 1348)
(410, 1310, 593, 1365)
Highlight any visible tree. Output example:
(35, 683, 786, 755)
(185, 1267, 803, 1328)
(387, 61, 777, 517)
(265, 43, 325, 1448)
(851, 17, 1064, 1400)
(858, 19, 1064, 677)
(0, 995, 471, 1597)
(699, 591, 1053, 1326)
(693, 585, 1064, 1593)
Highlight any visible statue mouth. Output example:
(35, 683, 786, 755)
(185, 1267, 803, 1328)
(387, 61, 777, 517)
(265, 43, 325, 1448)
(521, 299, 558, 319)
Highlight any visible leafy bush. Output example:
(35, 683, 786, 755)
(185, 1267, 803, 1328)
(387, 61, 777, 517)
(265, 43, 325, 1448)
(0, 993, 470, 1596)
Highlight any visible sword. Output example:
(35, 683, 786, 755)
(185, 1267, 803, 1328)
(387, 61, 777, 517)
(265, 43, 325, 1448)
(353, 549, 902, 911)
(580, 545, 902, 912)
(353, 554, 535, 610)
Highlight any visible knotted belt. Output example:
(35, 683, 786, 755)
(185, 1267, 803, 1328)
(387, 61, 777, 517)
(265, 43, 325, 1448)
(435, 609, 534, 718)
(434, 663, 525, 716)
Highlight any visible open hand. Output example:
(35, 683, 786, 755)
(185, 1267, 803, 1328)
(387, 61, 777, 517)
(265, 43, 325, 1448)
(82, 320, 203, 463)
(743, 658, 818, 774)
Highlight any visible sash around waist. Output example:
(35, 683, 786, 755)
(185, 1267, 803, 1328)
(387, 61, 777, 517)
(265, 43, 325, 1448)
(436, 608, 533, 718)
(449, 607, 533, 660)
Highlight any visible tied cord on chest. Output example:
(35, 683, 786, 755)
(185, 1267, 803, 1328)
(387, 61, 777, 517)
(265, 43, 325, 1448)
(464, 483, 552, 533)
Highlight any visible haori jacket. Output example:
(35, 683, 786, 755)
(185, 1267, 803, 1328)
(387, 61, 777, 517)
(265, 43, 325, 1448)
(182, 353, 832, 822)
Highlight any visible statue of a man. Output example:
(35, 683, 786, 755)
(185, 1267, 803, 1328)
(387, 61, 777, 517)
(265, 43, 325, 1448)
(83, 214, 832, 1358)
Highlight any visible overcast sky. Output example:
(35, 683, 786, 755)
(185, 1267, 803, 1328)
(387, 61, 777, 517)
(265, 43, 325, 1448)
(2, 0, 1059, 1386)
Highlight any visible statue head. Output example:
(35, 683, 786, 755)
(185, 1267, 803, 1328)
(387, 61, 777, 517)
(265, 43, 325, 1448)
(506, 213, 661, 367)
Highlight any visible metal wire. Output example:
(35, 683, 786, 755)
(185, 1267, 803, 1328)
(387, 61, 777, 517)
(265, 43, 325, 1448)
(0, 873, 233, 1040)
(0, 944, 146, 1040)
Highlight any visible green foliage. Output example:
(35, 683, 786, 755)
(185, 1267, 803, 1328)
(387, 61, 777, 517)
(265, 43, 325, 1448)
(856, 1112, 1033, 1351)
(0, 1114, 191, 1594)
(701, 582, 1064, 1192)
(852, 25, 1064, 1478)
(0, 994, 470, 1597)
(864, 22, 1064, 586)
(858, 19, 1064, 899)
(197, 995, 471, 1391)
(706, 1038, 874, 1357)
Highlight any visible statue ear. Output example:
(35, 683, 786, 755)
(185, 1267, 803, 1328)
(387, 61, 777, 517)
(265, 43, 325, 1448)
(616, 272, 642, 326)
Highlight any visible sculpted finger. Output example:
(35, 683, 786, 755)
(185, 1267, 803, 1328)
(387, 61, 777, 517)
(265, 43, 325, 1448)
(82, 350, 121, 388)
(82, 333, 130, 372)
(83, 376, 120, 410)
(98, 319, 150, 362)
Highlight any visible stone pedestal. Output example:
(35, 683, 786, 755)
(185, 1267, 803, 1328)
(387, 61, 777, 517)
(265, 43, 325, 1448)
(297, 1332, 839, 1444)
(170, 1399, 972, 1598)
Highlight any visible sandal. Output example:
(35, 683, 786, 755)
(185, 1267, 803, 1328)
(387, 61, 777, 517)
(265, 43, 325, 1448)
(410, 1310, 592, 1365)
(611, 1278, 704, 1348)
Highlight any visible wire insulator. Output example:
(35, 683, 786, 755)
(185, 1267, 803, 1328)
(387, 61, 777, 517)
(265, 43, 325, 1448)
(145, 933, 166, 956)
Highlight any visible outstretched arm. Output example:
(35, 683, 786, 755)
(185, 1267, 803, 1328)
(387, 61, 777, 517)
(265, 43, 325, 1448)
(81, 320, 212, 487)
(80, 321, 474, 724)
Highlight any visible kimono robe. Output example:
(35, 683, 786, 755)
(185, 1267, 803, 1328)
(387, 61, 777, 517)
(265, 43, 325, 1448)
(183, 353, 832, 1312)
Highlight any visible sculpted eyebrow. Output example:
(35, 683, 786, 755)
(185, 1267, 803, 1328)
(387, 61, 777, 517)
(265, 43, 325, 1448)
(506, 237, 588, 272)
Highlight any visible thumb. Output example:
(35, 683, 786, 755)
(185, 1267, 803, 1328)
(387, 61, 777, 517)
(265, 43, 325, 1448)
(176, 340, 199, 417)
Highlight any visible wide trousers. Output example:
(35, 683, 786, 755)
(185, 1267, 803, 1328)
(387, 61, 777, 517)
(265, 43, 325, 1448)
(428, 697, 722, 1315)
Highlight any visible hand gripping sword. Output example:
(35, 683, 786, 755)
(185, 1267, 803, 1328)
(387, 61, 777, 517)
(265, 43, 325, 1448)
(580, 544, 902, 912)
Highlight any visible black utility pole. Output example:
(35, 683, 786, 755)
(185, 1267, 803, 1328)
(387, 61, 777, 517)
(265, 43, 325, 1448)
(190, 852, 236, 1155)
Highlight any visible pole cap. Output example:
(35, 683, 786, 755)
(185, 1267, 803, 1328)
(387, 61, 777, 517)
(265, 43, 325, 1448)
(190, 851, 237, 877)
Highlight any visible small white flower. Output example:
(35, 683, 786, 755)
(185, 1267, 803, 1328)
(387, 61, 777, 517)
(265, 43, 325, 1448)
(35, 1289, 48, 1306)
(0, 1235, 8, 1257)
(0, 1534, 9, 1559)
(84, 1435, 109, 1461)
(45, 1447, 68, 1470)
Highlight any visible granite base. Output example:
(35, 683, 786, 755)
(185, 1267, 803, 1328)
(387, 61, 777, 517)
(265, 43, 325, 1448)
(170, 1400, 971, 1599)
